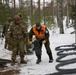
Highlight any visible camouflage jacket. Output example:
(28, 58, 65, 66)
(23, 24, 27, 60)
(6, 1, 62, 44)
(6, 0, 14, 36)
(9, 23, 27, 40)
(2, 21, 11, 36)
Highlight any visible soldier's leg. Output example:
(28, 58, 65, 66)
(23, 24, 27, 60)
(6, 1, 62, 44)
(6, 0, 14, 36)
(11, 47, 18, 65)
(11, 41, 18, 65)
(4, 39, 7, 49)
(19, 40, 27, 64)
(8, 44, 12, 51)
(33, 39, 42, 64)
(7, 38, 13, 51)
(5, 38, 10, 49)
(44, 39, 53, 62)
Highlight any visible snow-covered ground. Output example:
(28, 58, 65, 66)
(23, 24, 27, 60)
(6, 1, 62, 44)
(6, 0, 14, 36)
(0, 25, 75, 75)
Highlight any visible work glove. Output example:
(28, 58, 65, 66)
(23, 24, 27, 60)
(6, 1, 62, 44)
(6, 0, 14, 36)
(42, 40, 46, 44)
(29, 41, 32, 44)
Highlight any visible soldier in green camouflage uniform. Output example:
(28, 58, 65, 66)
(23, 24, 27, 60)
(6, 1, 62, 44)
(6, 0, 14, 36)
(9, 15, 27, 65)
(17, 13, 33, 54)
(17, 13, 28, 54)
(2, 17, 12, 49)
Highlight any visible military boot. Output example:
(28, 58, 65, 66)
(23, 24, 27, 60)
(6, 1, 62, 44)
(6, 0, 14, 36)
(11, 60, 15, 66)
(49, 54, 53, 63)
(36, 59, 41, 64)
(36, 55, 41, 64)
(4, 44, 7, 49)
(20, 58, 27, 64)
(49, 58, 53, 63)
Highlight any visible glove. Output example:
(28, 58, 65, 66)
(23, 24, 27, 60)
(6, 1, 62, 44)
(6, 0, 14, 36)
(29, 41, 32, 44)
(42, 40, 46, 44)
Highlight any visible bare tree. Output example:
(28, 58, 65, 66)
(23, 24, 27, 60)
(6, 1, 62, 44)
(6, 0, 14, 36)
(57, 0, 64, 34)
(51, 0, 54, 18)
(30, 0, 33, 18)
(14, 0, 16, 14)
(74, 0, 76, 43)
(43, 0, 45, 24)
(38, 0, 40, 21)
(65, 0, 69, 27)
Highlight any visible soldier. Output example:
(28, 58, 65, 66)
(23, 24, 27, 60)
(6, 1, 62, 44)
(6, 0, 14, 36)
(17, 13, 28, 51)
(9, 15, 27, 65)
(29, 22, 53, 64)
(17, 13, 33, 55)
(2, 17, 12, 49)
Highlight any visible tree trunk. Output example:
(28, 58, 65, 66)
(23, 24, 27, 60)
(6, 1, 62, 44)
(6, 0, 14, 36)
(57, 0, 64, 34)
(74, 0, 76, 43)
(43, 0, 45, 24)
(30, 0, 33, 18)
(14, 0, 16, 14)
(66, 0, 69, 27)
(38, 0, 40, 22)
(50, 0, 53, 18)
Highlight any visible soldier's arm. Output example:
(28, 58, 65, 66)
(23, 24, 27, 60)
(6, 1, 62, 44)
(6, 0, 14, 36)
(2, 24, 6, 36)
(9, 25, 13, 37)
(21, 25, 28, 38)
(21, 25, 28, 43)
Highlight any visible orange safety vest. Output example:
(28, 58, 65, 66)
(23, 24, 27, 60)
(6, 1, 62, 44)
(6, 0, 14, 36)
(32, 24, 46, 39)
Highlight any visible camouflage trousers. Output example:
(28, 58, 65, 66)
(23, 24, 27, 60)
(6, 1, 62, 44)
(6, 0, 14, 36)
(4, 37, 13, 51)
(11, 38, 26, 61)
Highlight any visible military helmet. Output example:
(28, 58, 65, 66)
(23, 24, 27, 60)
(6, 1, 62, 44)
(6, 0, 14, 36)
(7, 17, 12, 21)
(36, 22, 40, 27)
(17, 13, 22, 17)
(14, 15, 20, 21)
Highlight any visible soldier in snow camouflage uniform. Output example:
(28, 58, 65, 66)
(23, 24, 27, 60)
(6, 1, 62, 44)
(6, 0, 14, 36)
(9, 15, 27, 65)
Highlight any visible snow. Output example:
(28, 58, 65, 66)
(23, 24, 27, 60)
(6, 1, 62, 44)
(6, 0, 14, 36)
(0, 21, 76, 75)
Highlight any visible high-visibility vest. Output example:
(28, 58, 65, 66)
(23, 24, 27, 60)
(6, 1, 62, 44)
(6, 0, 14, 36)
(32, 24, 46, 39)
